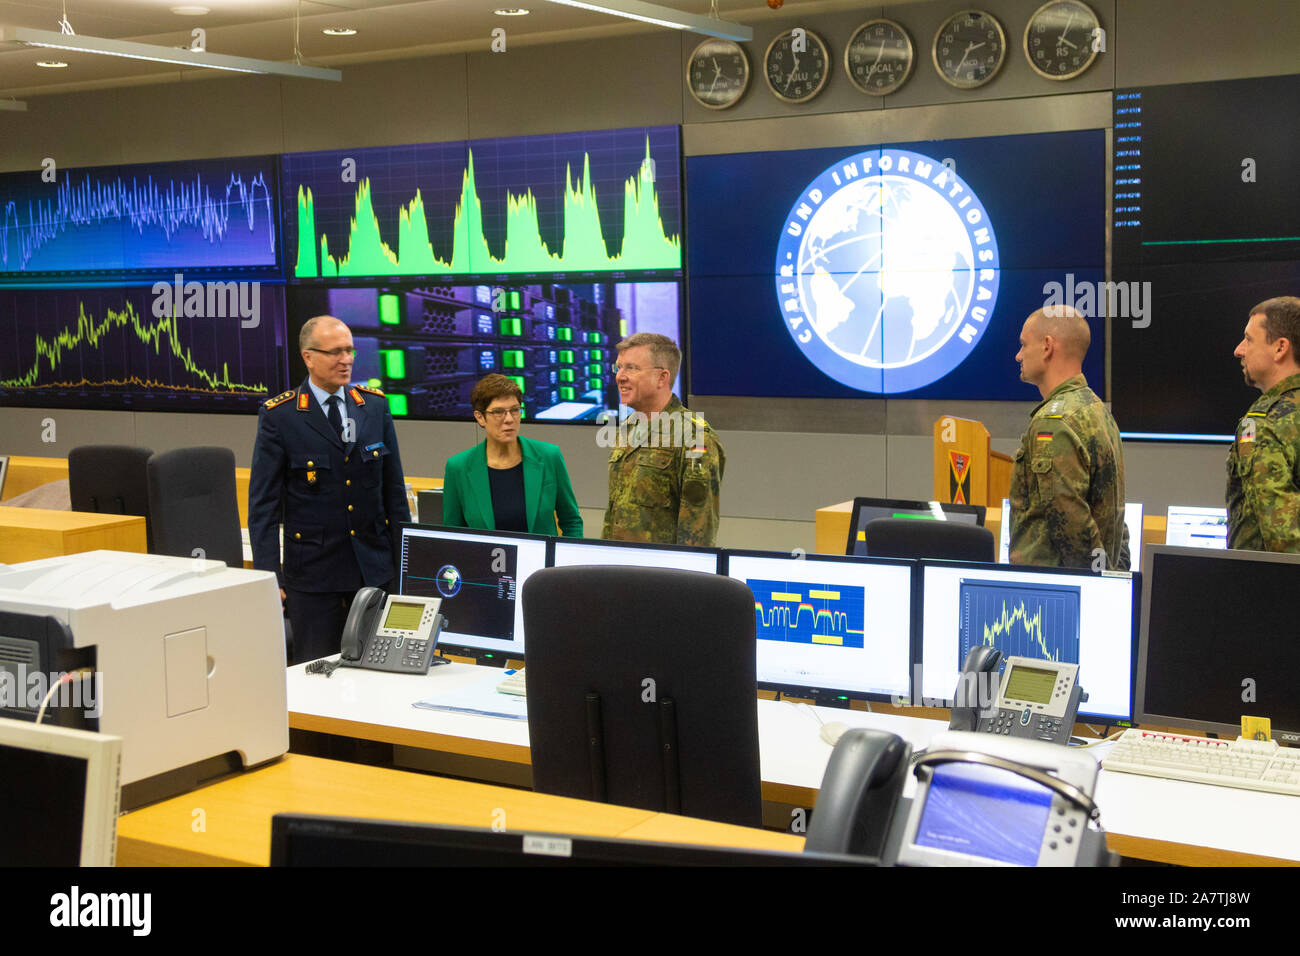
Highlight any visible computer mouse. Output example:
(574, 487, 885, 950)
(820, 721, 849, 747)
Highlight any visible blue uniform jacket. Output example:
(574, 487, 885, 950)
(248, 379, 410, 591)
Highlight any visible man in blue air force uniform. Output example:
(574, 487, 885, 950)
(249, 315, 410, 664)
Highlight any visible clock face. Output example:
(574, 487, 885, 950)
(1024, 0, 1101, 80)
(687, 38, 750, 110)
(844, 18, 914, 96)
(764, 29, 829, 103)
(933, 10, 1007, 89)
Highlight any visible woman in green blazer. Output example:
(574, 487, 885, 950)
(442, 374, 583, 537)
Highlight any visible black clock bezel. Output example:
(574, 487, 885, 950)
(687, 37, 751, 110)
(763, 28, 831, 104)
(1023, 0, 1102, 81)
(932, 9, 1008, 90)
(844, 18, 915, 96)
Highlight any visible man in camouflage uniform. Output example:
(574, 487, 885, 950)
(1009, 306, 1127, 569)
(1226, 296, 1300, 551)
(602, 333, 725, 547)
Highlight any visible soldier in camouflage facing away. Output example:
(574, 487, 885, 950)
(1009, 305, 1128, 569)
(1226, 296, 1300, 552)
(602, 333, 725, 547)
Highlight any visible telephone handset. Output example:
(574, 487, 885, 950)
(949, 645, 1002, 732)
(804, 729, 911, 860)
(338, 587, 445, 674)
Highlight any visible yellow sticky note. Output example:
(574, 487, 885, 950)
(1241, 715, 1271, 741)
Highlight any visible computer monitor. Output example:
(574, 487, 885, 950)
(415, 489, 443, 526)
(397, 525, 549, 662)
(1164, 505, 1228, 549)
(270, 814, 863, 866)
(552, 538, 721, 575)
(1137, 545, 1300, 743)
(918, 561, 1139, 723)
(0, 717, 121, 866)
(846, 497, 984, 556)
(998, 500, 1144, 565)
(724, 549, 914, 704)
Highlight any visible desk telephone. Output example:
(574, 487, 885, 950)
(948, 647, 1087, 746)
(337, 587, 446, 674)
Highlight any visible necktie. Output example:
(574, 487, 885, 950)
(327, 394, 344, 442)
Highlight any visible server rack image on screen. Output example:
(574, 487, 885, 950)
(958, 579, 1081, 665)
(286, 280, 677, 421)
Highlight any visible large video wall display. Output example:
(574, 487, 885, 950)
(0, 127, 684, 419)
(1110, 74, 1300, 439)
(0, 156, 290, 411)
(686, 130, 1106, 399)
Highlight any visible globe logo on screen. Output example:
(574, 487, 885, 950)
(436, 565, 462, 598)
(773, 148, 1000, 393)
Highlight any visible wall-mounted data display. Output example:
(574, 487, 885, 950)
(1110, 75, 1300, 439)
(282, 127, 682, 282)
(0, 284, 289, 412)
(286, 280, 680, 421)
(687, 130, 1104, 399)
(0, 156, 282, 284)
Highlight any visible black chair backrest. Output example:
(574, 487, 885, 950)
(523, 565, 762, 828)
(146, 447, 243, 569)
(68, 445, 154, 549)
(863, 517, 995, 563)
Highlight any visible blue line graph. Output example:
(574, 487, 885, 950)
(0, 157, 280, 281)
(749, 578, 865, 649)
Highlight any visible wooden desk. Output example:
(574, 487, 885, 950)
(814, 500, 854, 554)
(1, 455, 69, 502)
(0, 507, 147, 562)
(115, 753, 804, 866)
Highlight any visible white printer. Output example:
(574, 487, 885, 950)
(0, 550, 288, 807)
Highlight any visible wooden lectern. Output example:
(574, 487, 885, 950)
(933, 417, 1013, 507)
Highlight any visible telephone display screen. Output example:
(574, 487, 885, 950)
(1003, 665, 1056, 704)
(914, 762, 1052, 866)
(384, 602, 425, 632)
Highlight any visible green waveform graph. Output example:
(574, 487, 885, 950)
(0, 287, 285, 412)
(957, 579, 1081, 665)
(293, 140, 681, 280)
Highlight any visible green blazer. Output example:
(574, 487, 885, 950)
(442, 434, 583, 537)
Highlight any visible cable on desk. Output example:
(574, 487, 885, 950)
(306, 658, 342, 678)
(34, 668, 94, 725)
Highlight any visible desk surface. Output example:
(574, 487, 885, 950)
(0, 506, 147, 562)
(287, 662, 1300, 866)
(116, 753, 803, 866)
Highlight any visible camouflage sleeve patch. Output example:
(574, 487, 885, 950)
(1241, 421, 1300, 553)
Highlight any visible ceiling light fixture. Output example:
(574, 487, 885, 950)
(321, 27, 358, 36)
(0, 25, 342, 81)
(36, 60, 68, 68)
(494, 8, 531, 14)
(540, 0, 751, 40)
(169, 5, 211, 14)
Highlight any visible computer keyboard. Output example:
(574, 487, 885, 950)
(496, 668, 526, 697)
(1102, 728, 1300, 796)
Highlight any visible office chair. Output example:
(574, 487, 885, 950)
(522, 565, 762, 828)
(863, 517, 995, 562)
(146, 447, 244, 570)
(68, 444, 155, 549)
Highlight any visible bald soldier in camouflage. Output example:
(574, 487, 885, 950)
(1226, 296, 1300, 552)
(602, 333, 725, 547)
(1009, 306, 1127, 569)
